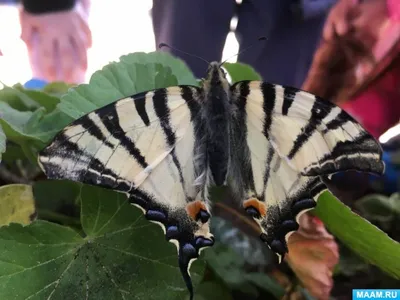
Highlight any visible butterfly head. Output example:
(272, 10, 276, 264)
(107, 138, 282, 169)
(203, 62, 230, 93)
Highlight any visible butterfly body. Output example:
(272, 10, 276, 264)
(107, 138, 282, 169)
(38, 61, 384, 300)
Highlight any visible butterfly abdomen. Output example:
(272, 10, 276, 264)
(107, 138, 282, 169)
(203, 68, 231, 186)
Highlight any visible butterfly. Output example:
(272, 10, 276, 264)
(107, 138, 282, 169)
(38, 61, 385, 299)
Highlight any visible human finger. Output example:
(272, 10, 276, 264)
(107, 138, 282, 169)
(56, 35, 75, 82)
(39, 36, 57, 81)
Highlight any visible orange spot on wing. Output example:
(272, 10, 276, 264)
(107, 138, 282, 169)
(243, 198, 267, 217)
(186, 200, 207, 220)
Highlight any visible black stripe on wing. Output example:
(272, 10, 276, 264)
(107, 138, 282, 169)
(282, 86, 297, 115)
(97, 103, 149, 169)
(287, 99, 332, 159)
(261, 83, 275, 139)
(304, 133, 385, 176)
(132, 92, 151, 126)
(152, 89, 187, 196)
(280, 87, 385, 176)
(260, 143, 275, 201)
(74, 117, 114, 149)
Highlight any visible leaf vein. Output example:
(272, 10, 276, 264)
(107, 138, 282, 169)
(0, 248, 76, 278)
(95, 243, 177, 269)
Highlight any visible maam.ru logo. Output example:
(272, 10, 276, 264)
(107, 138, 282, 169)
(353, 290, 400, 299)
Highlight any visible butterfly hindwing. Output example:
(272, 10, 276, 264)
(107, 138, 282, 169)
(230, 80, 385, 260)
(38, 86, 214, 298)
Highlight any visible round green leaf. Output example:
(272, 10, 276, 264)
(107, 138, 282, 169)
(0, 184, 204, 300)
(58, 51, 198, 120)
(315, 191, 400, 279)
(222, 62, 262, 83)
(0, 184, 36, 226)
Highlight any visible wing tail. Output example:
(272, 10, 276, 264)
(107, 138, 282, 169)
(129, 190, 214, 300)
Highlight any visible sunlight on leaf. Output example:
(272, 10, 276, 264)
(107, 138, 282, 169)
(0, 184, 36, 226)
(58, 52, 198, 119)
(222, 62, 262, 83)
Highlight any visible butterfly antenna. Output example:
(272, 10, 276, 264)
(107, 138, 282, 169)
(159, 43, 210, 65)
(219, 36, 267, 66)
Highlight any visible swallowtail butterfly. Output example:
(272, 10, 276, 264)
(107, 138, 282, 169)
(38, 61, 385, 299)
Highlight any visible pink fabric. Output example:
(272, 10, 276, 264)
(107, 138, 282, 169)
(342, 61, 400, 138)
(387, 0, 400, 22)
(340, 0, 400, 138)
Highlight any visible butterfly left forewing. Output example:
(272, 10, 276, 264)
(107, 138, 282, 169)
(38, 86, 213, 299)
(229, 80, 385, 260)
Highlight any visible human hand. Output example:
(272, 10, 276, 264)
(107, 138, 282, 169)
(323, 0, 359, 41)
(351, 0, 389, 48)
(19, 1, 92, 83)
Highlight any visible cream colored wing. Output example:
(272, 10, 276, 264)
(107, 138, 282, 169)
(229, 80, 384, 261)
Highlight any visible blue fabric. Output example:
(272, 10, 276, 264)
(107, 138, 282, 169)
(24, 78, 48, 90)
(0, 0, 18, 4)
(294, 0, 337, 20)
(333, 150, 399, 194)
(152, 0, 337, 88)
(376, 151, 400, 194)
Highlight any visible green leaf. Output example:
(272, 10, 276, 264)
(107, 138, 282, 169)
(0, 143, 25, 165)
(243, 273, 285, 299)
(42, 82, 73, 97)
(315, 191, 400, 279)
(0, 184, 36, 226)
(0, 101, 73, 162)
(196, 281, 233, 300)
(0, 184, 204, 300)
(337, 245, 369, 276)
(0, 85, 39, 111)
(204, 243, 284, 298)
(354, 193, 400, 223)
(0, 102, 34, 142)
(14, 86, 61, 113)
(211, 216, 275, 267)
(0, 124, 5, 162)
(222, 62, 262, 83)
(58, 52, 198, 119)
(0, 83, 61, 113)
(32, 180, 81, 228)
(24, 108, 73, 143)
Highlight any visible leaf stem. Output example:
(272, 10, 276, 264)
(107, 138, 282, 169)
(0, 164, 31, 184)
(215, 202, 260, 233)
